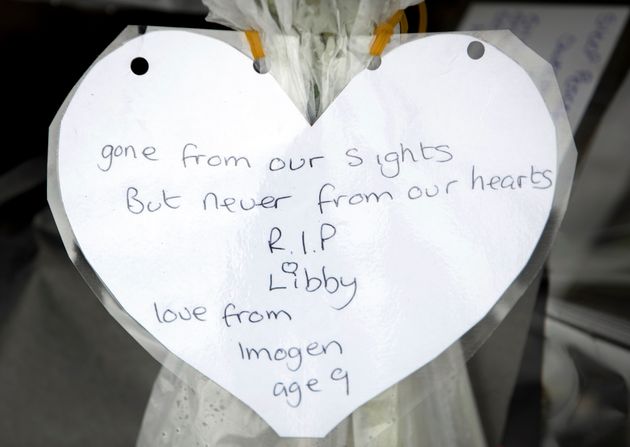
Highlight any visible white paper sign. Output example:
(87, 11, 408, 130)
(459, 3, 629, 130)
(52, 30, 559, 437)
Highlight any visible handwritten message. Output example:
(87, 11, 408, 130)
(91, 138, 554, 408)
(54, 31, 563, 436)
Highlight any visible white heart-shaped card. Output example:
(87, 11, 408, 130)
(49, 29, 574, 437)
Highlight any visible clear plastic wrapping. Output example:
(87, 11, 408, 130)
(47, 4, 576, 445)
(201, 0, 419, 121)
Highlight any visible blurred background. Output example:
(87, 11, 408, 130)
(1, 0, 629, 446)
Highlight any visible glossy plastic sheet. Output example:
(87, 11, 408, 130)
(47, 27, 576, 446)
